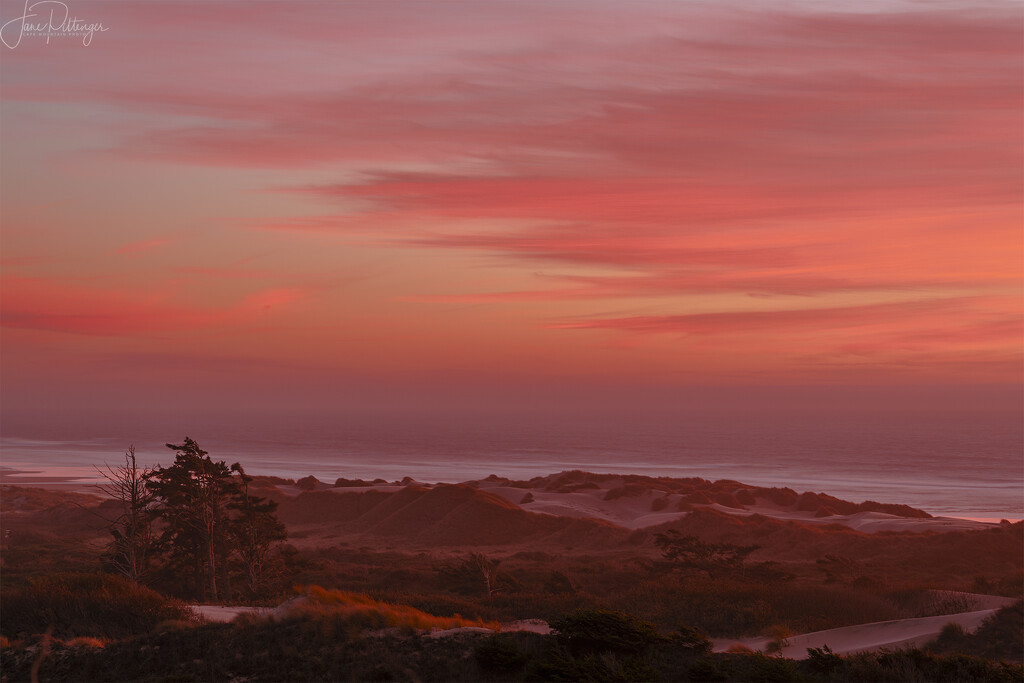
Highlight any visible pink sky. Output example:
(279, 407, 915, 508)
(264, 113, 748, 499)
(1, 0, 1021, 415)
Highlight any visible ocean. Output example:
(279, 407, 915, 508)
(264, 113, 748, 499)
(1, 408, 1021, 520)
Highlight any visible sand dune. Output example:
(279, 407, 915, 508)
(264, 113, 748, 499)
(3, 470, 1011, 560)
(274, 483, 635, 549)
(469, 472, 995, 533)
(4, 469, 1006, 537)
(264, 470, 1004, 541)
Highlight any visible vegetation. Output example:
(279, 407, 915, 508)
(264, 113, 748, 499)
(280, 585, 499, 632)
(927, 601, 1024, 663)
(2, 600, 1021, 682)
(654, 529, 760, 577)
(1, 457, 1021, 681)
(96, 445, 155, 584)
(0, 572, 196, 640)
(137, 438, 288, 602)
(549, 608, 663, 654)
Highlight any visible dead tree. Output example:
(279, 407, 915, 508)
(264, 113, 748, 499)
(97, 445, 155, 583)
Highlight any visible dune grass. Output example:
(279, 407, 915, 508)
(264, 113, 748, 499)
(0, 572, 197, 641)
(277, 584, 500, 633)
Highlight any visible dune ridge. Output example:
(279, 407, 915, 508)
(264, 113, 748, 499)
(265, 470, 999, 542)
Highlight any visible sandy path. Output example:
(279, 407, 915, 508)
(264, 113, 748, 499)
(712, 608, 1002, 659)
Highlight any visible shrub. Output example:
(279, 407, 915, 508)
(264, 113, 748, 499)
(745, 652, 801, 681)
(927, 600, 1024, 662)
(764, 624, 792, 653)
(525, 651, 644, 682)
(0, 573, 196, 640)
(295, 475, 320, 491)
(550, 608, 663, 654)
(672, 625, 712, 654)
(806, 645, 842, 674)
(473, 635, 528, 672)
(688, 658, 729, 682)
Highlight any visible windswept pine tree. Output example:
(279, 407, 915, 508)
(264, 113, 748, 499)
(142, 438, 287, 602)
(146, 438, 237, 601)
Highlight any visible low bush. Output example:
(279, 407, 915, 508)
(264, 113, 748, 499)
(473, 635, 528, 672)
(672, 625, 712, 654)
(550, 608, 663, 654)
(2, 613, 1021, 682)
(0, 572, 196, 640)
(927, 601, 1024, 662)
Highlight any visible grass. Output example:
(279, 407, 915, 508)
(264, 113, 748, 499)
(2, 611, 1020, 682)
(279, 585, 500, 633)
(0, 572, 198, 640)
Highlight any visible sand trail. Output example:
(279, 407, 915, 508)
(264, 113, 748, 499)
(712, 606, 1011, 659)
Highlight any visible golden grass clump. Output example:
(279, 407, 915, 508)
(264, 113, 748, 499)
(65, 636, 105, 649)
(290, 585, 500, 633)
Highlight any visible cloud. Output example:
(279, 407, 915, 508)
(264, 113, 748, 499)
(2, 1, 1020, 386)
(550, 294, 1012, 330)
(0, 275, 312, 337)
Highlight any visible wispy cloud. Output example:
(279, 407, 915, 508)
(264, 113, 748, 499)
(0, 275, 313, 337)
(2, 1, 1020, 388)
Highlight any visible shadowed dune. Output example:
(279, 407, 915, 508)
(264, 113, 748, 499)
(276, 484, 635, 549)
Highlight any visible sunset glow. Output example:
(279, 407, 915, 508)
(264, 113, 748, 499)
(2, 0, 1021, 415)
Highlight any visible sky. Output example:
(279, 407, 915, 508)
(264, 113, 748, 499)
(1, 0, 1022, 420)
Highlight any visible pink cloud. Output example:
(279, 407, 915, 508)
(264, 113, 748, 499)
(2, 1, 1020, 387)
(563, 293, 1012, 329)
(546, 299, 964, 334)
(0, 275, 311, 337)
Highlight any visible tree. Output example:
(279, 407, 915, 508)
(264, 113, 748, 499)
(146, 438, 239, 602)
(97, 445, 155, 583)
(439, 553, 507, 597)
(229, 463, 287, 596)
(653, 530, 759, 577)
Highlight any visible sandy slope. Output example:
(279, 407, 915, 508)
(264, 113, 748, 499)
(469, 476, 997, 534)
(273, 472, 1000, 536)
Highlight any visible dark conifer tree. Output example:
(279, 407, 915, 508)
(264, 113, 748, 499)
(229, 463, 287, 596)
(146, 438, 239, 601)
